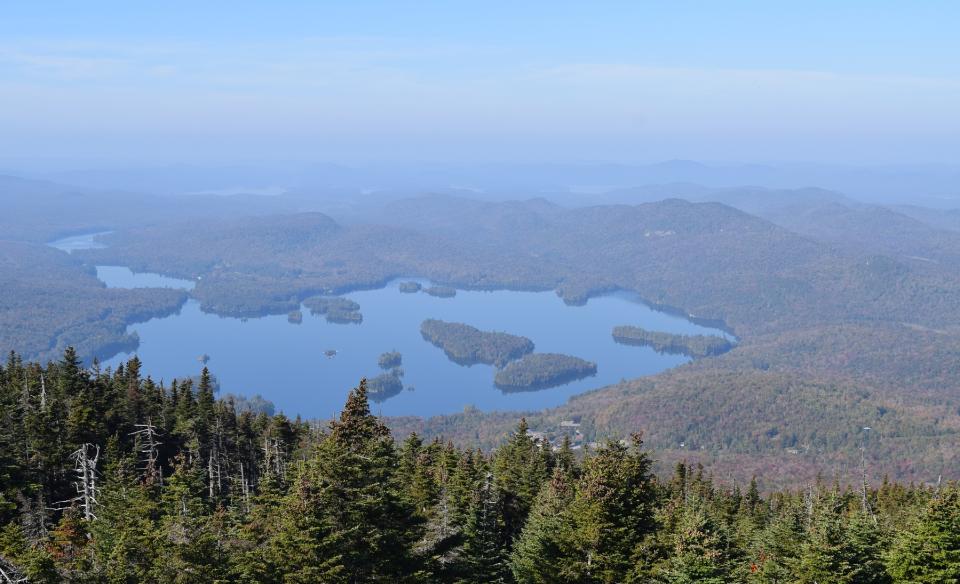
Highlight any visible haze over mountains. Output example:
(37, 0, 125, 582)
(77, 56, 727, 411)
(6, 159, 960, 206)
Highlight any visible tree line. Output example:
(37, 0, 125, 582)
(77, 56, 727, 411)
(1, 349, 958, 583)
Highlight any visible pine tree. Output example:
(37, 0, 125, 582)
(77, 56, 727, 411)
(311, 380, 420, 582)
(266, 462, 342, 584)
(886, 485, 960, 583)
(447, 451, 483, 530)
(89, 446, 158, 583)
(845, 510, 891, 584)
(492, 418, 551, 544)
(0, 522, 58, 584)
(554, 434, 578, 478)
(565, 436, 657, 583)
(228, 470, 285, 584)
(149, 454, 226, 583)
(460, 472, 510, 584)
(657, 495, 736, 584)
(793, 492, 851, 583)
(61, 347, 100, 447)
(510, 467, 576, 583)
(748, 497, 806, 583)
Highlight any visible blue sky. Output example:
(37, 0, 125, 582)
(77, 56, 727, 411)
(1, 1, 958, 167)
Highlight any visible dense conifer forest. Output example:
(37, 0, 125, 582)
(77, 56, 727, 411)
(1, 349, 957, 582)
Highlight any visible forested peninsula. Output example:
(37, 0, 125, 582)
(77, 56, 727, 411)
(612, 325, 733, 358)
(0, 350, 955, 583)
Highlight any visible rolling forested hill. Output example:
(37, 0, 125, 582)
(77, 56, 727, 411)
(3, 184, 960, 485)
(0, 241, 187, 363)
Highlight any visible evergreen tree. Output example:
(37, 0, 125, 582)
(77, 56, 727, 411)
(228, 470, 285, 584)
(89, 446, 158, 583)
(461, 472, 510, 584)
(793, 492, 852, 583)
(886, 485, 960, 583)
(510, 467, 576, 583)
(266, 462, 342, 583)
(60, 347, 100, 447)
(748, 497, 806, 583)
(845, 510, 891, 584)
(493, 419, 551, 544)
(656, 495, 736, 584)
(554, 434, 577, 477)
(0, 522, 59, 584)
(149, 454, 226, 583)
(565, 436, 657, 583)
(311, 380, 420, 582)
(1, 350, 958, 584)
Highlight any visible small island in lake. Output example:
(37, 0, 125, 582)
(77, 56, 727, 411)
(398, 281, 422, 293)
(423, 285, 456, 298)
(302, 296, 362, 324)
(378, 351, 403, 370)
(494, 353, 597, 392)
(611, 326, 732, 358)
(366, 369, 404, 402)
(420, 319, 534, 367)
(287, 310, 303, 324)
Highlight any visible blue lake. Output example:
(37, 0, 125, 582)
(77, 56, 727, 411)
(50, 232, 728, 418)
(96, 265, 197, 290)
(48, 231, 111, 253)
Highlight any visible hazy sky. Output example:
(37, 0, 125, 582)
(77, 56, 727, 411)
(2, 1, 959, 167)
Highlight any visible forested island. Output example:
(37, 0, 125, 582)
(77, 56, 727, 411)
(1, 350, 951, 583)
(423, 285, 457, 298)
(398, 281, 422, 293)
(366, 369, 404, 402)
(612, 325, 733, 357)
(286, 309, 302, 324)
(378, 350, 403, 369)
(494, 352, 597, 391)
(420, 319, 534, 367)
(302, 295, 362, 324)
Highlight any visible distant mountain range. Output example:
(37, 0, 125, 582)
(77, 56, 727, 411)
(5, 159, 959, 205)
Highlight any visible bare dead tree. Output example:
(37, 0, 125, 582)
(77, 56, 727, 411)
(859, 427, 877, 522)
(263, 436, 286, 482)
(208, 450, 217, 499)
(51, 444, 100, 521)
(214, 417, 226, 497)
(239, 462, 251, 513)
(804, 484, 816, 529)
(130, 419, 163, 486)
(39, 372, 47, 410)
(203, 415, 229, 500)
(0, 556, 28, 583)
